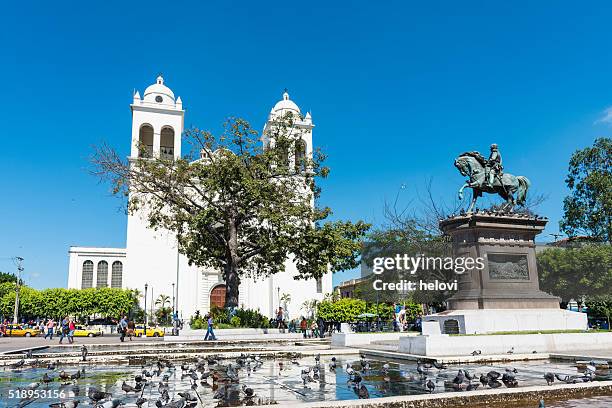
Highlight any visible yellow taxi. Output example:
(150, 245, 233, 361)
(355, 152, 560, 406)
(72, 326, 103, 337)
(134, 326, 165, 337)
(4, 325, 39, 337)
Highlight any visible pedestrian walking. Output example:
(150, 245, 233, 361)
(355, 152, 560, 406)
(44, 319, 55, 340)
(127, 319, 135, 341)
(118, 316, 128, 342)
(300, 317, 308, 338)
(204, 314, 216, 341)
(68, 319, 76, 344)
(59, 316, 69, 344)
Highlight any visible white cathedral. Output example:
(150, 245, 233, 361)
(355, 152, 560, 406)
(67, 76, 332, 320)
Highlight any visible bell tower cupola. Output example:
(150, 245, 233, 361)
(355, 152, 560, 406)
(130, 75, 184, 160)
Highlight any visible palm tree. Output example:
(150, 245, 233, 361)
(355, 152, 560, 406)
(280, 293, 291, 312)
(155, 294, 171, 309)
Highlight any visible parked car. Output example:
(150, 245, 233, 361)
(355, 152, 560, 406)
(4, 325, 39, 337)
(134, 326, 164, 337)
(73, 326, 103, 337)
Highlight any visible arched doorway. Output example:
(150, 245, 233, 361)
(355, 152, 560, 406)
(210, 284, 227, 308)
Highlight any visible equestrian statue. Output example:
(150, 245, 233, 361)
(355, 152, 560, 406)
(455, 144, 530, 213)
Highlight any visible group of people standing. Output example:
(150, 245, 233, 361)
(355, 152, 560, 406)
(41, 317, 76, 343)
(117, 315, 136, 342)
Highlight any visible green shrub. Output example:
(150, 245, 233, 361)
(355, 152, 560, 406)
(230, 316, 241, 327)
(210, 305, 230, 324)
(316, 298, 421, 322)
(234, 308, 268, 328)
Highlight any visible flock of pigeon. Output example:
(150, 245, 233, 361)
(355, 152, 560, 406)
(3, 350, 604, 408)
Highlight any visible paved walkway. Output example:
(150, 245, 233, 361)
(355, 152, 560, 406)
(0, 334, 164, 354)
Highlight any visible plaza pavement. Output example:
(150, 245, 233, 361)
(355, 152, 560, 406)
(0, 334, 164, 354)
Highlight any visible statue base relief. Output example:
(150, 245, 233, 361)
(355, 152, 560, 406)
(424, 211, 586, 335)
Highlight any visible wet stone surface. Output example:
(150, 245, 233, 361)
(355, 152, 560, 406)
(0, 355, 611, 407)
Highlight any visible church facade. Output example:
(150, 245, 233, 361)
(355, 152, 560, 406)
(67, 76, 332, 320)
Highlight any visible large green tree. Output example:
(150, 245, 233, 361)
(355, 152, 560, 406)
(560, 137, 611, 242)
(537, 244, 612, 305)
(93, 114, 369, 308)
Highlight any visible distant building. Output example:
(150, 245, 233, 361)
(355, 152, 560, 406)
(334, 277, 368, 298)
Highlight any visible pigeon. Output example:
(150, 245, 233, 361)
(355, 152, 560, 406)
(59, 371, 71, 381)
(177, 391, 197, 403)
(488, 379, 502, 388)
(505, 367, 518, 374)
(426, 379, 435, 393)
(25, 349, 33, 359)
(507, 347, 515, 354)
(357, 384, 369, 399)
(42, 373, 54, 384)
(242, 384, 254, 398)
(471, 350, 482, 356)
(48, 361, 58, 370)
(352, 372, 363, 386)
(121, 381, 137, 393)
(382, 363, 390, 373)
(432, 360, 447, 369)
(586, 362, 597, 375)
(466, 383, 480, 391)
(479, 374, 488, 387)
(486, 370, 501, 380)
(88, 387, 111, 403)
(81, 346, 88, 362)
(10, 359, 25, 369)
(301, 369, 312, 386)
(345, 363, 355, 378)
(135, 397, 147, 407)
(98, 399, 124, 408)
(453, 370, 465, 385)
(544, 372, 555, 385)
(328, 357, 337, 371)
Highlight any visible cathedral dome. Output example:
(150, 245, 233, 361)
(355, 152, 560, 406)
(143, 75, 175, 104)
(271, 90, 301, 114)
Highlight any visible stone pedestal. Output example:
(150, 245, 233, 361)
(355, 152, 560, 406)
(441, 212, 560, 309)
(424, 212, 586, 335)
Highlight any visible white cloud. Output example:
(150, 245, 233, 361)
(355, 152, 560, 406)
(595, 106, 612, 125)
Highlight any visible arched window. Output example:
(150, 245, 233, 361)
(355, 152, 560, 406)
(160, 127, 174, 160)
(139, 124, 154, 157)
(96, 261, 108, 288)
(295, 139, 307, 172)
(111, 261, 123, 288)
(82, 260, 93, 289)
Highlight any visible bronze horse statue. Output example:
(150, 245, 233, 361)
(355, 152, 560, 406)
(455, 151, 530, 212)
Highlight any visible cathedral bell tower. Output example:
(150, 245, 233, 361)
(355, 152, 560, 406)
(262, 90, 314, 173)
(130, 75, 184, 160)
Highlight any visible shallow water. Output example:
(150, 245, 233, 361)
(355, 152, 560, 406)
(0, 356, 610, 407)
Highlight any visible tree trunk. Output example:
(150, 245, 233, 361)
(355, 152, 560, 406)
(224, 216, 240, 309)
(224, 262, 240, 309)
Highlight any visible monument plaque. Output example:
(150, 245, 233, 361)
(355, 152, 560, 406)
(487, 253, 529, 280)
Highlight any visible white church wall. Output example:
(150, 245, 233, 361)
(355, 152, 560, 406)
(67, 247, 126, 289)
(68, 77, 337, 324)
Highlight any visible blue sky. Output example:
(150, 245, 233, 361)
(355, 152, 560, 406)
(1, 2, 612, 289)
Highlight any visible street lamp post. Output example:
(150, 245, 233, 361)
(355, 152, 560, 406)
(13, 257, 24, 324)
(172, 282, 176, 336)
(172, 283, 176, 316)
(150, 287, 154, 327)
(144, 283, 148, 334)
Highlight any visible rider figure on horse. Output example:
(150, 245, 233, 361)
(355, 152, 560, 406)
(486, 143, 503, 187)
